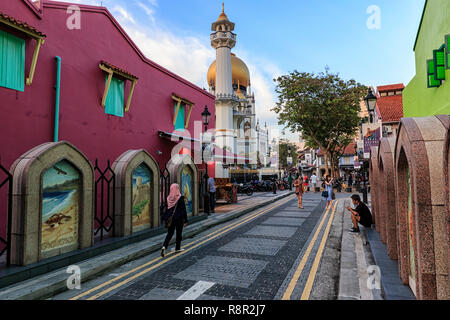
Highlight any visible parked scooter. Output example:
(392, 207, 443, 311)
(237, 183, 254, 196)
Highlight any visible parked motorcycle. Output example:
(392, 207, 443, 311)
(237, 183, 254, 196)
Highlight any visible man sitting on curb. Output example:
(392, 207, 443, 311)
(346, 194, 373, 233)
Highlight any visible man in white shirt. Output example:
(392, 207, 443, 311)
(311, 173, 318, 192)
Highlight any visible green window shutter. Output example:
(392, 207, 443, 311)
(433, 45, 445, 81)
(427, 59, 441, 88)
(174, 102, 185, 131)
(105, 76, 124, 117)
(445, 35, 450, 69)
(0, 30, 25, 92)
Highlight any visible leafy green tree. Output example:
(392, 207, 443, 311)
(277, 141, 298, 169)
(272, 68, 366, 175)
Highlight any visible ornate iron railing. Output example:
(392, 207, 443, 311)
(94, 159, 115, 241)
(0, 157, 12, 266)
(159, 164, 170, 221)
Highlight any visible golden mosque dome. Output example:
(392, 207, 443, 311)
(207, 53, 250, 88)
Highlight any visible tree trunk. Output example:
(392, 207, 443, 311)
(324, 152, 329, 178)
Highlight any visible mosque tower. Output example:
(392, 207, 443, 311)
(210, 3, 238, 178)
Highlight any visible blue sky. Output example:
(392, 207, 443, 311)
(55, 0, 426, 140)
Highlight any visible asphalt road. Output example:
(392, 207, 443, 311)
(51, 192, 344, 301)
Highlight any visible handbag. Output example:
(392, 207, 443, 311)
(332, 192, 336, 200)
(164, 201, 178, 228)
(322, 190, 328, 198)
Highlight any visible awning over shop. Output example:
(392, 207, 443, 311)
(157, 131, 249, 164)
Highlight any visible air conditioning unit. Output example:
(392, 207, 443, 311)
(383, 125, 393, 134)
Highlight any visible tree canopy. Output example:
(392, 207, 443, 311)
(272, 69, 366, 174)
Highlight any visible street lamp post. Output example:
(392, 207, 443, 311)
(362, 87, 378, 204)
(201, 105, 211, 213)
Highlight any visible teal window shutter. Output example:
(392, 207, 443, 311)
(445, 35, 450, 69)
(433, 45, 445, 81)
(174, 102, 185, 131)
(105, 76, 124, 117)
(427, 59, 441, 88)
(0, 30, 25, 92)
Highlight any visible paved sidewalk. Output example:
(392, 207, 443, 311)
(0, 190, 293, 300)
(337, 195, 415, 300)
(338, 198, 383, 300)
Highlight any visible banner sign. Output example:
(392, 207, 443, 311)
(364, 127, 381, 154)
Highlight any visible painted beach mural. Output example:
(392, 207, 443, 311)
(41, 160, 80, 254)
(132, 164, 152, 232)
(181, 166, 193, 215)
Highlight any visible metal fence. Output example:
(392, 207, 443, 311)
(94, 159, 115, 241)
(0, 158, 12, 266)
(159, 164, 170, 221)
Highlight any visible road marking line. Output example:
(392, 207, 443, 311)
(176, 281, 215, 300)
(71, 195, 295, 300)
(300, 200, 339, 300)
(282, 202, 333, 300)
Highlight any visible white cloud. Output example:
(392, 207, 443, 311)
(112, 5, 136, 24)
(58, 0, 297, 141)
(235, 51, 283, 127)
(50, 0, 102, 5)
(137, 2, 155, 24)
(124, 25, 214, 87)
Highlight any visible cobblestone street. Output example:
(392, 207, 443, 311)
(50, 192, 339, 300)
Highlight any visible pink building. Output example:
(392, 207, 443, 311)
(0, 0, 218, 262)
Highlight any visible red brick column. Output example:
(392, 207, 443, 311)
(378, 137, 398, 260)
(369, 147, 380, 233)
(394, 116, 449, 300)
(371, 146, 386, 241)
(440, 116, 450, 296)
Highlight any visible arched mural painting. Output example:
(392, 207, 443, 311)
(181, 166, 194, 215)
(167, 154, 199, 217)
(10, 141, 94, 266)
(41, 160, 81, 256)
(112, 149, 160, 236)
(132, 164, 152, 232)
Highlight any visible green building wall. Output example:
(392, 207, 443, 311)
(403, 0, 450, 117)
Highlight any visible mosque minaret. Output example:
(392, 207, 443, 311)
(208, 4, 268, 179)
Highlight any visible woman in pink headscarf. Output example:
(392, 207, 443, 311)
(161, 183, 188, 257)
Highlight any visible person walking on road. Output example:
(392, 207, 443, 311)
(311, 173, 317, 192)
(303, 174, 309, 193)
(293, 175, 304, 209)
(323, 175, 333, 209)
(207, 176, 216, 214)
(346, 194, 373, 233)
(161, 183, 188, 257)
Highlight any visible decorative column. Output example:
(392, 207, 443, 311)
(211, 4, 238, 178)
